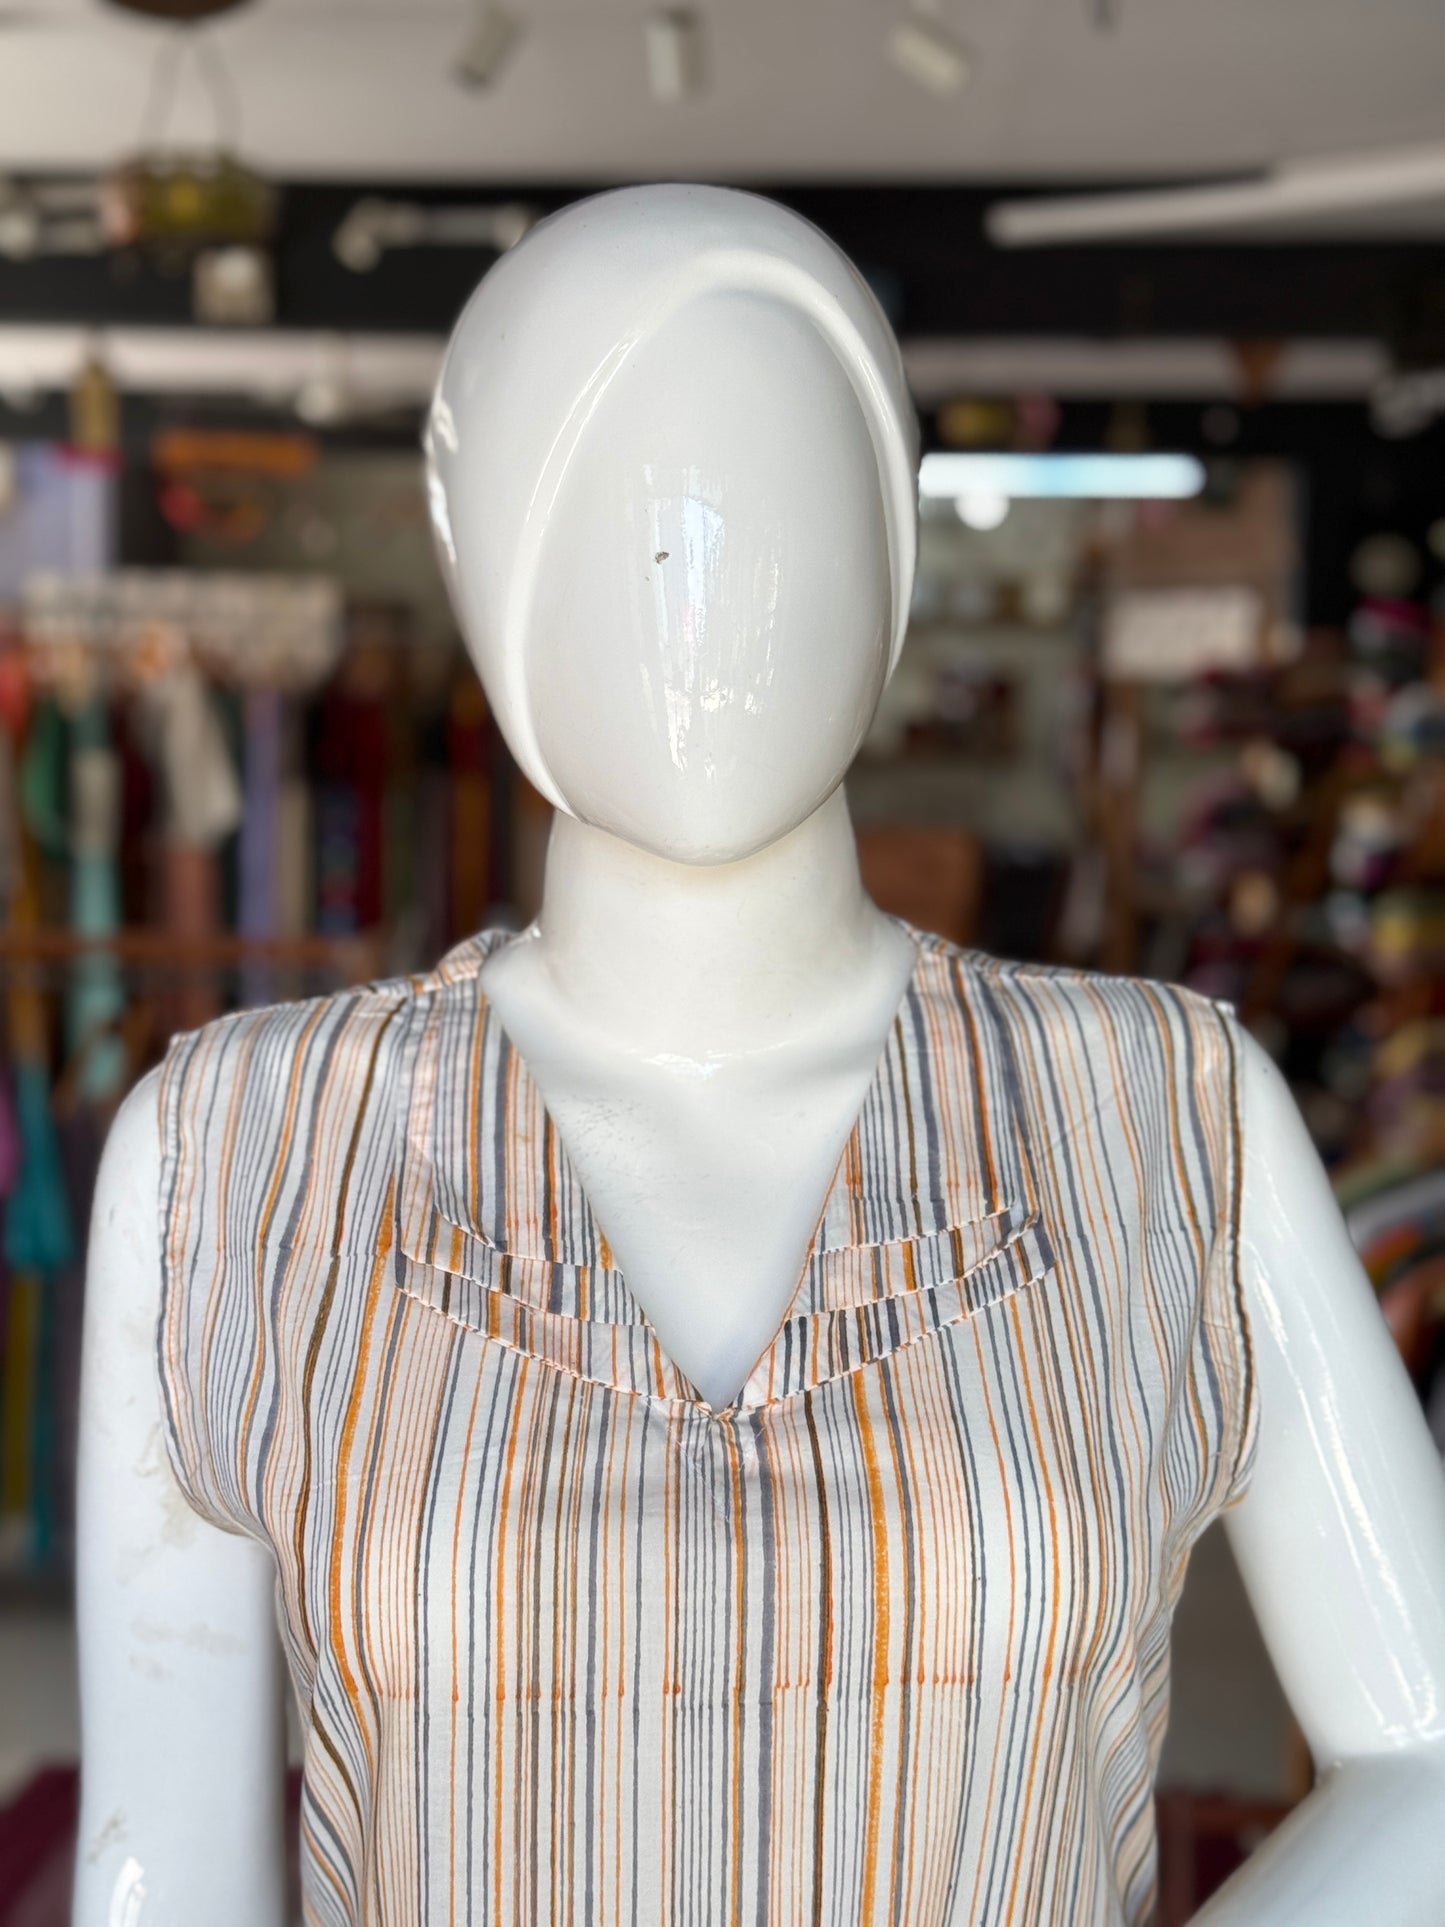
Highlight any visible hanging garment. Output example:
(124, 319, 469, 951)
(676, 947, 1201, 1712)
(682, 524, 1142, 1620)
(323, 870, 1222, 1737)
(416, 762, 452, 962)
(314, 688, 389, 939)
(2, 742, 70, 1570)
(6, 1057, 75, 1283)
(1, 1057, 75, 1567)
(447, 673, 492, 943)
(161, 844, 224, 1036)
(155, 924, 1257, 1927)
(0, 726, 24, 916)
(139, 666, 244, 1035)
(0, 444, 117, 604)
(0, 1059, 21, 1197)
(238, 685, 284, 1011)
(142, 666, 245, 851)
(275, 772, 314, 1007)
(67, 697, 127, 1103)
(314, 780, 360, 937)
(47, 1100, 107, 1565)
(17, 696, 68, 860)
(0, 1262, 42, 1564)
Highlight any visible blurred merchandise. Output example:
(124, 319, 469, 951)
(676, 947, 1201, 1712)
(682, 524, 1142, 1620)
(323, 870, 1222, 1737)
(0, 8, 1437, 1913)
(856, 824, 983, 949)
(0, 441, 519, 1584)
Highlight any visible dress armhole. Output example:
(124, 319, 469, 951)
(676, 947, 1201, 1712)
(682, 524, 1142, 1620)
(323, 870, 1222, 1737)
(1208, 1000, 1260, 1512)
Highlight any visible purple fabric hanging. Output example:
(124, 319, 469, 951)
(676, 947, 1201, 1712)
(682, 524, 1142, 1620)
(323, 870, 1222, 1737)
(0, 444, 116, 601)
(238, 686, 283, 1010)
(0, 1061, 20, 1198)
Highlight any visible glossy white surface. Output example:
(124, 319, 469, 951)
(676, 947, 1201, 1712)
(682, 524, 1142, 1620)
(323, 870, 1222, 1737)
(74, 1073, 287, 1927)
(76, 185, 1445, 1922)
(1196, 1033, 1445, 1921)
(424, 183, 918, 852)
(522, 294, 892, 862)
(481, 795, 917, 1411)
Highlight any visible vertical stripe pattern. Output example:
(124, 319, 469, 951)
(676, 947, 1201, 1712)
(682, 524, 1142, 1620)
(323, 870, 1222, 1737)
(156, 923, 1256, 1926)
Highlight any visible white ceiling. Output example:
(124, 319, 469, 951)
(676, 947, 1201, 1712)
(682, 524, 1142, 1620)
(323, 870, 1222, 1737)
(0, 0, 1442, 185)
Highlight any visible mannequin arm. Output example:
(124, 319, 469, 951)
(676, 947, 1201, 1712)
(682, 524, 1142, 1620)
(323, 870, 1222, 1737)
(1193, 1033, 1445, 1923)
(73, 1071, 287, 1927)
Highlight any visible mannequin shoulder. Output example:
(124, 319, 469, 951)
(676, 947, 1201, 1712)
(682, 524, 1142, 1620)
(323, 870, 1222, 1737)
(107, 1060, 164, 1153)
(1231, 1022, 1359, 1274)
(1232, 1020, 1307, 1140)
(95, 1064, 164, 1244)
(87, 1069, 168, 1369)
(1232, 1020, 1328, 1188)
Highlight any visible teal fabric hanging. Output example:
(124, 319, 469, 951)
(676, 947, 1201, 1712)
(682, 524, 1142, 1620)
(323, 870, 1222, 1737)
(5, 1058, 75, 1278)
(17, 696, 67, 859)
(66, 697, 126, 1102)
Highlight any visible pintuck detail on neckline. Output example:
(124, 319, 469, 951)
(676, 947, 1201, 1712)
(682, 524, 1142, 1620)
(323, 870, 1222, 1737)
(394, 1214, 1057, 1414)
(391, 920, 1047, 1411)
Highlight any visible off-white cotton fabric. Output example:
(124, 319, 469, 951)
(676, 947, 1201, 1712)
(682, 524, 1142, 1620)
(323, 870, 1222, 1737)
(157, 923, 1256, 1925)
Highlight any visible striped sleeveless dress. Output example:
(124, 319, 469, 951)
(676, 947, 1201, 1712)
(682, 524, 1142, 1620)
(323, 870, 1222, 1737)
(156, 922, 1256, 1926)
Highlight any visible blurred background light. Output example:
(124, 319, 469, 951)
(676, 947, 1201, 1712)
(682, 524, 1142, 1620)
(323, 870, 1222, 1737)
(920, 452, 1208, 500)
(886, 12, 973, 98)
(954, 488, 1010, 530)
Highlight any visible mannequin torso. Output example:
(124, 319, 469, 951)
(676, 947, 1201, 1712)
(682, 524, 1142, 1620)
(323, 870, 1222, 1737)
(74, 184, 1445, 1927)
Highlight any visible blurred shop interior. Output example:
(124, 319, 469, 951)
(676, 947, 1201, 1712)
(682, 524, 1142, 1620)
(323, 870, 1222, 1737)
(2, 0, 1445, 1919)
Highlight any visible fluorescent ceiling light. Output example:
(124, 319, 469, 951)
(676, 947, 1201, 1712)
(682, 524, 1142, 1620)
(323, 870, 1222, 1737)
(920, 452, 1206, 500)
(887, 17, 972, 98)
(902, 336, 1384, 404)
(987, 141, 1445, 248)
(455, 4, 521, 89)
(646, 10, 705, 102)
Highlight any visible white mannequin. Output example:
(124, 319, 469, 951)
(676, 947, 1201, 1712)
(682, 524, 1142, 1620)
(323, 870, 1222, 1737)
(75, 186, 1445, 1924)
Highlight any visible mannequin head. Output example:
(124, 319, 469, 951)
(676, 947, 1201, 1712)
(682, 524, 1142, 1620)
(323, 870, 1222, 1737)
(425, 184, 918, 864)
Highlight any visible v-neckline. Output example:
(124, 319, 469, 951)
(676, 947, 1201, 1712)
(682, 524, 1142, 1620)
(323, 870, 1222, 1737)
(476, 917, 929, 1417)
(395, 917, 1031, 1417)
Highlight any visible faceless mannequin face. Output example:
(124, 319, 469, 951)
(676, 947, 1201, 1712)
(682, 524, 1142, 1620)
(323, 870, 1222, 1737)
(525, 292, 892, 863)
(425, 184, 918, 866)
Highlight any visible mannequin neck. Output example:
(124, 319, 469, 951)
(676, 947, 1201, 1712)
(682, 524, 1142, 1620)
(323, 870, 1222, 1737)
(527, 786, 892, 1057)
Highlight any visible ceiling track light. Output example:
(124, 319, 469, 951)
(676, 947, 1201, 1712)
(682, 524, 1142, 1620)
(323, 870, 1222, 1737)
(887, 5, 972, 98)
(455, 3, 522, 90)
(646, 10, 705, 103)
